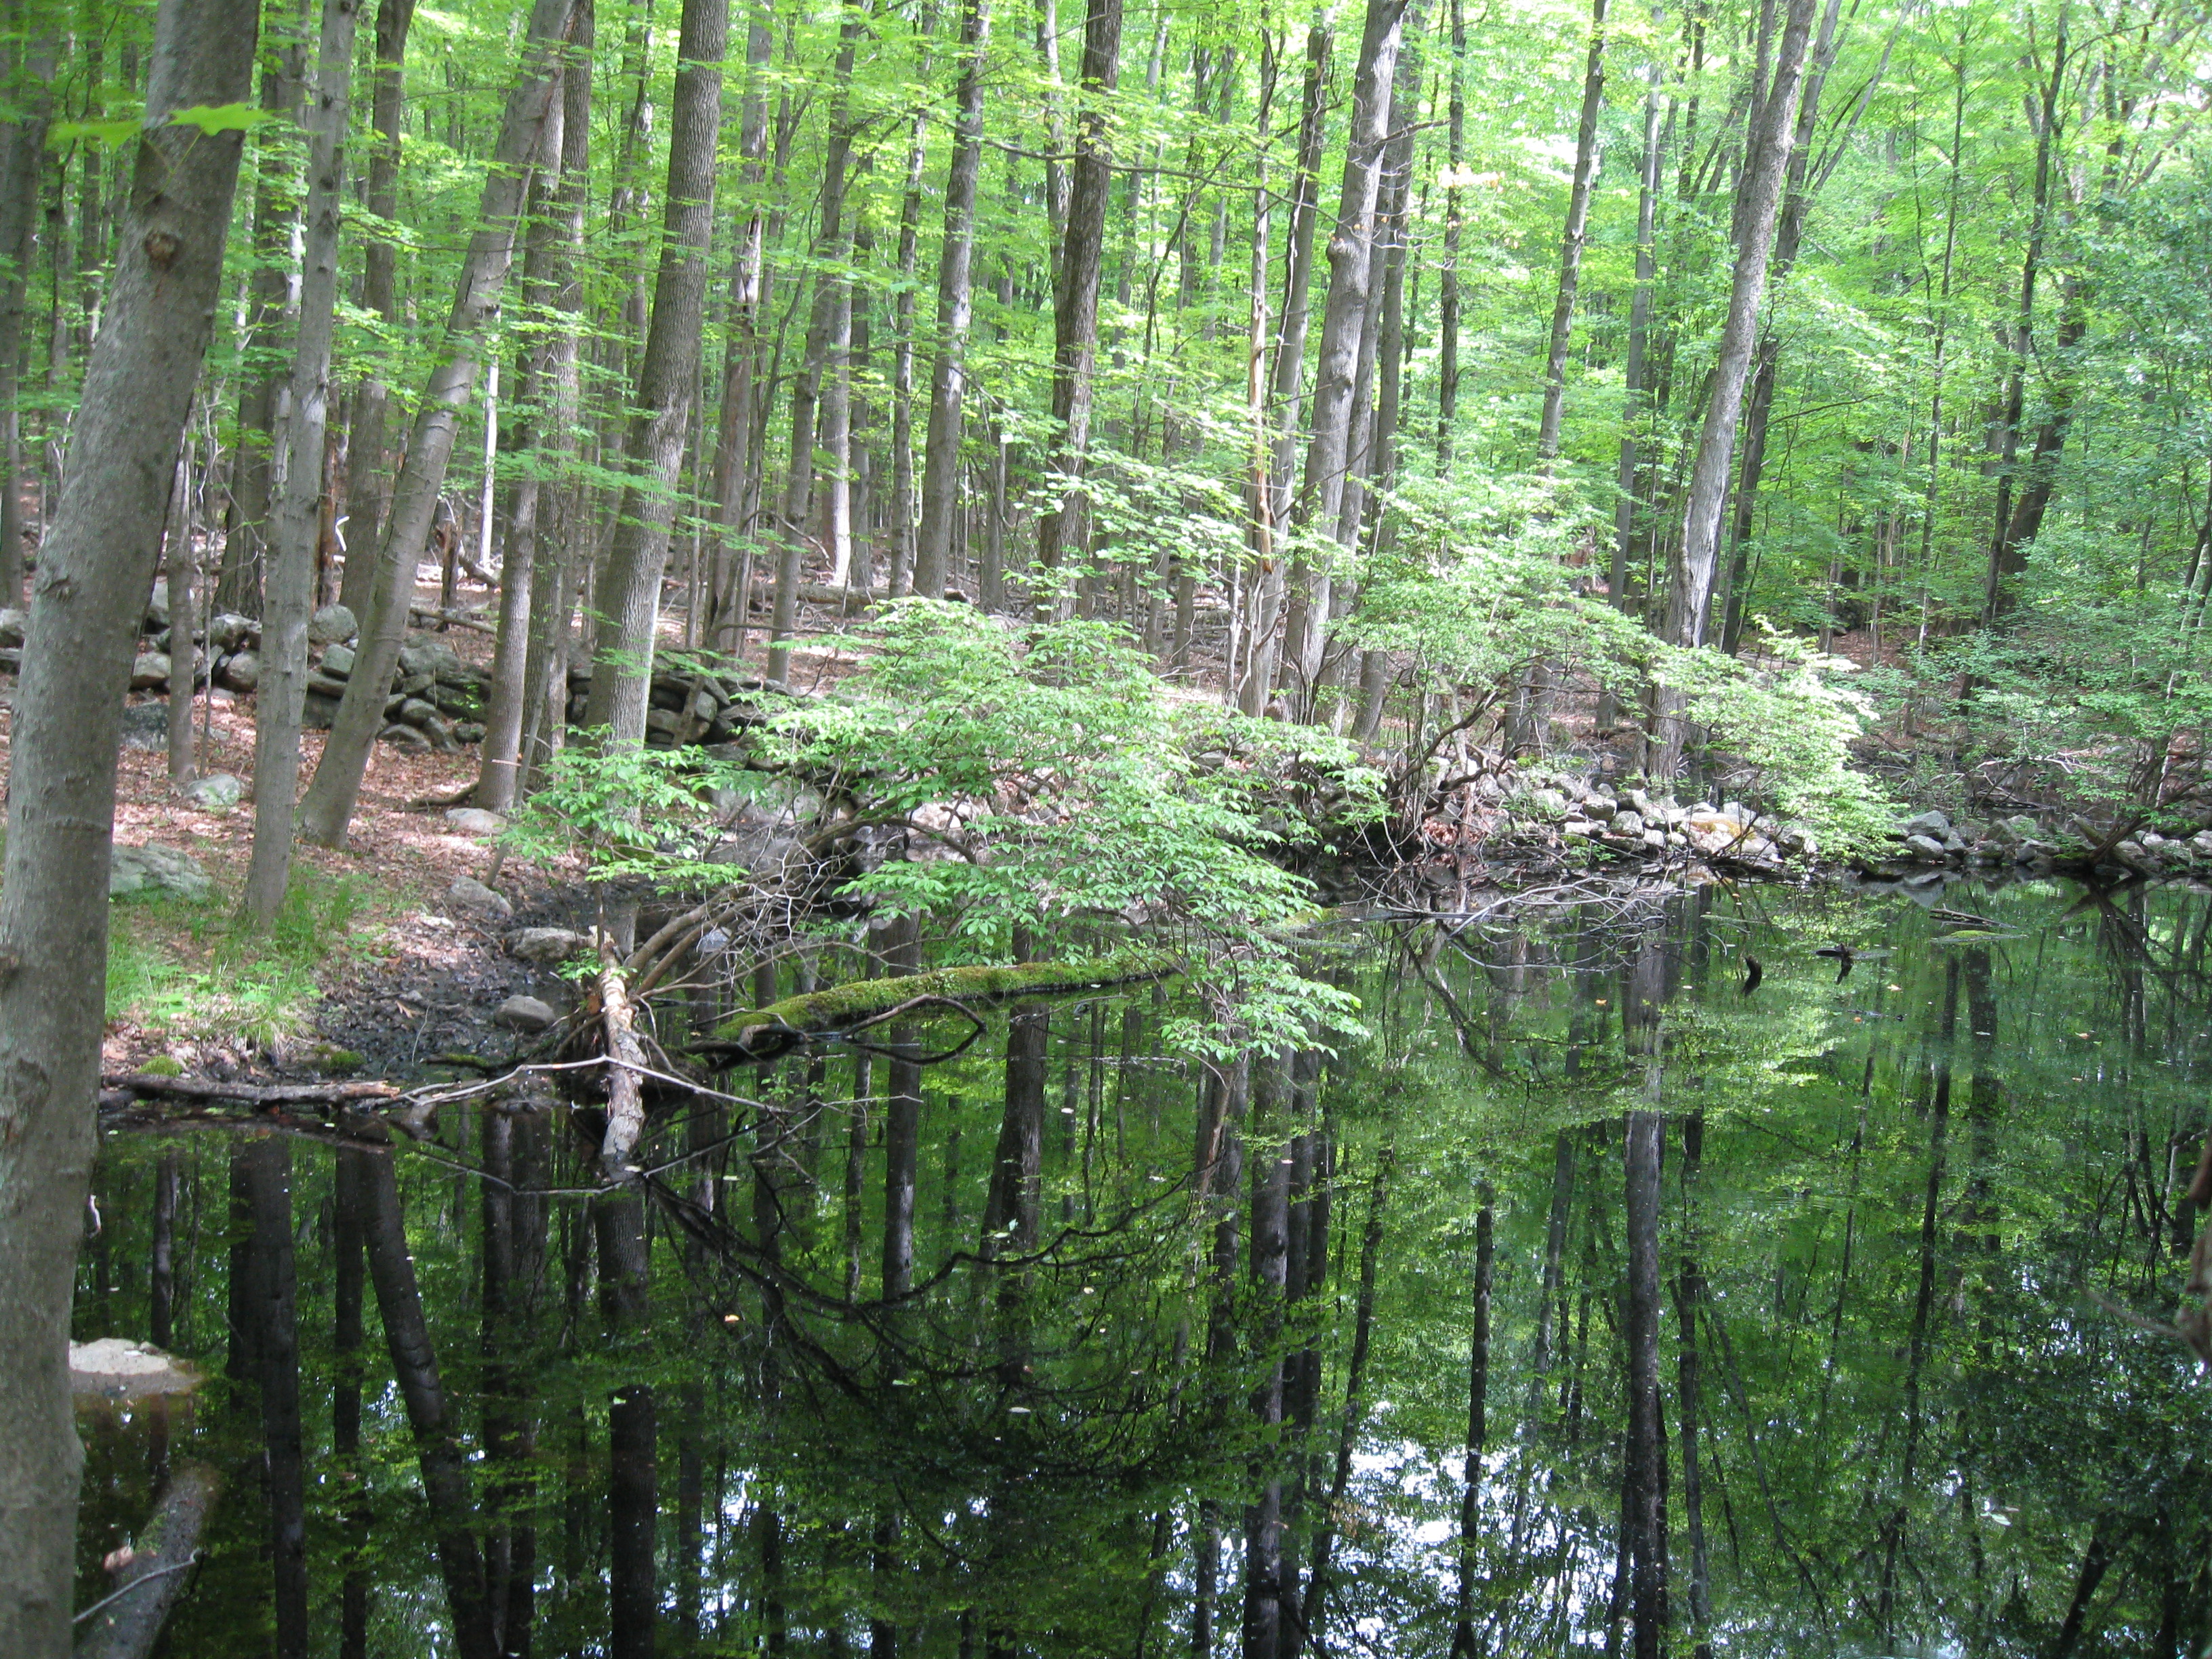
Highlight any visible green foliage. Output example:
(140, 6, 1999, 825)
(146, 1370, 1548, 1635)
(105, 874, 369, 1045)
(782, 601, 1377, 1048)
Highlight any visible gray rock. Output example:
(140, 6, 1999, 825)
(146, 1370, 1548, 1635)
(207, 611, 255, 651)
(1898, 809, 1952, 839)
(455, 721, 486, 744)
(396, 697, 441, 728)
(445, 876, 513, 918)
(508, 926, 589, 965)
(378, 722, 432, 752)
(493, 995, 556, 1033)
(1904, 834, 1950, 860)
(1524, 787, 1568, 821)
(182, 773, 244, 811)
(118, 701, 170, 750)
(646, 706, 683, 736)
(110, 843, 214, 903)
(2114, 840, 2156, 871)
(129, 651, 171, 691)
(216, 651, 259, 692)
(0, 607, 23, 648)
(317, 642, 356, 678)
(1561, 819, 1601, 840)
(1641, 828, 1668, 851)
(142, 580, 169, 632)
(1996, 813, 2041, 842)
(445, 806, 507, 836)
(397, 638, 467, 680)
(302, 693, 342, 729)
(308, 603, 357, 645)
(1614, 811, 1645, 837)
(1582, 795, 1618, 821)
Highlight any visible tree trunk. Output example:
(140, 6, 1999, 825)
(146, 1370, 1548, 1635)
(339, 0, 419, 613)
(1033, 0, 1124, 587)
(245, 0, 363, 926)
(703, 3, 772, 655)
(1652, 0, 1819, 776)
(914, 0, 992, 600)
(1533, 0, 1607, 470)
(583, 0, 727, 741)
(1434, 0, 1462, 469)
(1240, 1057, 1291, 1659)
(361, 1149, 499, 1659)
(162, 453, 198, 781)
(214, 15, 305, 617)
(766, 0, 863, 683)
(515, 8, 593, 795)
(1446, 1187, 1493, 1658)
(1278, 0, 1410, 707)
(1623, 1109, 1668, 1658)
(0, 1, 253, 1644)
(298, 0, 579, 848)
(0, 39, 54, 609)
(1610, 42, 1662, 618)
(1675, 1114, 1713, 1658)
(1982, 19, 2068, 625)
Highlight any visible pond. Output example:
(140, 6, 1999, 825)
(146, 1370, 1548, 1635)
(73, 876, 2212, 1658)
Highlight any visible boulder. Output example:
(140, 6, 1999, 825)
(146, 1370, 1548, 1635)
(378, 722, 432, 752)
(493, 995, 557, 1033)
(445, 876, 514, 918)
(70, 1338, 203, 1403)
(207, 611, 255, 651)
(308, 603, 357, 645)
(317, 642, 356, 678)
(129, 651, 171, 691)
(142, 580, 169, 632)
(1904, 834, 1950, 861)
(1898, 809, 1952, 840)
(1524, 787, 1569, 821)
(1614, 811, 1645, 838)
(444, 806, 506, 836)
(302, 693, 342, 729)
(1581, 796, 1618, 821)
(397, 637, 468, 680)
(0, 607, 23, 648)
(118, 701, 170, 751)
(216, 651, 259, 692)
(508, 926, 589, 965)
(110, 843, 215, 903)
(182, 772, 244, 811)
(396, 696, 441, 728)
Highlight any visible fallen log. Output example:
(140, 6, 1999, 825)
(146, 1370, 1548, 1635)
(104, 1073, 400, 1106)
(709, 947, 1181, 1061)
(75, 1462, 220, 1659)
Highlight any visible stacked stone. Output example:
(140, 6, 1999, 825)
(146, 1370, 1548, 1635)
(564, 653, 779, 747)
(304, 628, 489, 754)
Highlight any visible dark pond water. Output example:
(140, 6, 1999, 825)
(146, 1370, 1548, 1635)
(74, 876, 2212, 1658)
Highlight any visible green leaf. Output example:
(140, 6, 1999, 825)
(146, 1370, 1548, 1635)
(163, 102, 276, 136)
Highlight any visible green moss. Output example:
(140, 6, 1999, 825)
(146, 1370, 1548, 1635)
(138, 1055, 185, 1077)
(712, 947, 1180, 1052)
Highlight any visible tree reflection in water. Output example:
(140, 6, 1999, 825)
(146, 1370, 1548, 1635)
(70, 879, 2212, 1657)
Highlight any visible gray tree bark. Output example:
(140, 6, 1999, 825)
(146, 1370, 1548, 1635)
(298, 0, 579, 847)
(914, 0, 991, 600)
(582, 0, 729, 742)
(339, 0, 419, 615)
(1277, 0, 1410, 706)
(474, 85, 569, 811)
(0, 0, 253, 1645)
(704, 3, 773, 655)
(765, 0, 863, 683)
(0, 38, 55, 609)
(1652, 0, 1818, 777)
(514, 5, 594, 795)
(245, 0, 363, 926)
(1032, 0, 1124, 587)
(1532, 0, 1606, 469)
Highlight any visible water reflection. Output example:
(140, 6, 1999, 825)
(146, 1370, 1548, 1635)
(75, 879, 2212, 1658)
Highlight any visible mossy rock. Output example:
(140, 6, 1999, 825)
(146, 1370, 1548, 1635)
(139, 1055, 185, 1078)
(712, 947, 1181, 1062)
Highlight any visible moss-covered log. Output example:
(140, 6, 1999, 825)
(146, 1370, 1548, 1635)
(710, 947, 1180, 1061)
